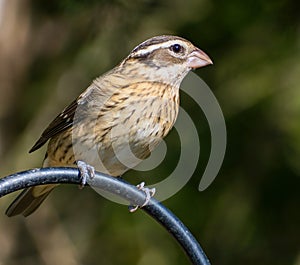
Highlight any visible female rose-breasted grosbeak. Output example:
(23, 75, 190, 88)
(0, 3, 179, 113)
(6, 35, 212, 217)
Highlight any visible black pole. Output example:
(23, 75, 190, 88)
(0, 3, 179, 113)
(0, 167, 210, 265)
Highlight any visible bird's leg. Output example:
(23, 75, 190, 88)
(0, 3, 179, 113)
(129, 182, 156, 212)
(136, 182, 156, 207)
(77, 160, 95, 188)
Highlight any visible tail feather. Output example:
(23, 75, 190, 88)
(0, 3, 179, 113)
(5, 186, 55, 217)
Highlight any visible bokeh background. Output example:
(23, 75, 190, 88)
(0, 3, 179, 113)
(0, 0, 299, 264)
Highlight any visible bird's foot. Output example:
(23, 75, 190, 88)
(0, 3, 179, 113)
(129, 182, 156, 212)
(77, 160, 95, 188)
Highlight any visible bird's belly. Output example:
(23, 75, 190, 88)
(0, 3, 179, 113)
(46, 96, 178, 176)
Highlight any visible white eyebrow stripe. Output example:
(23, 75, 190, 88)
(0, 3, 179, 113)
(132, 40, 187, 57)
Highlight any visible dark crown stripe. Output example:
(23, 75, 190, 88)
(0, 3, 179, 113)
(131, 35, 187, 55)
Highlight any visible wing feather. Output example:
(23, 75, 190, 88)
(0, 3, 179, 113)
(29, 74, 124, 153)
(29, 99, 79, 153)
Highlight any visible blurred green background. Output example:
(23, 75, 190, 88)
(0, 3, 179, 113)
(0, 0, 299, 264)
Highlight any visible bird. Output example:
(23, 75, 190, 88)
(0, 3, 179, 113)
(6, 35, 212, 217)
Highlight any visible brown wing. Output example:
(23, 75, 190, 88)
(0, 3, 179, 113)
(29, 72, 122, 153)
(29, 99, 80, 153)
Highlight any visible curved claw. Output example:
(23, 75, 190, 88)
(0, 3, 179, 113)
(129, 182, 156, 212)
(77, 161, 95, 188)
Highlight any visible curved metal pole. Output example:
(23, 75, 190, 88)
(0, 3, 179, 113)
(0, 167, 210, 265)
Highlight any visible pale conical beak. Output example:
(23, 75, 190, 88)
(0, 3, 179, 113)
(187, 48, 213, 69)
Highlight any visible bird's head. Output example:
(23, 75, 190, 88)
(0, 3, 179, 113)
(120, 35, 213, 86)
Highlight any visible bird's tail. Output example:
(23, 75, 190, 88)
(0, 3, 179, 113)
(5, 185, 56, 217)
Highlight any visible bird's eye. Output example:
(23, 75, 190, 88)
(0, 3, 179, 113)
(170, 44, 183, 53)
